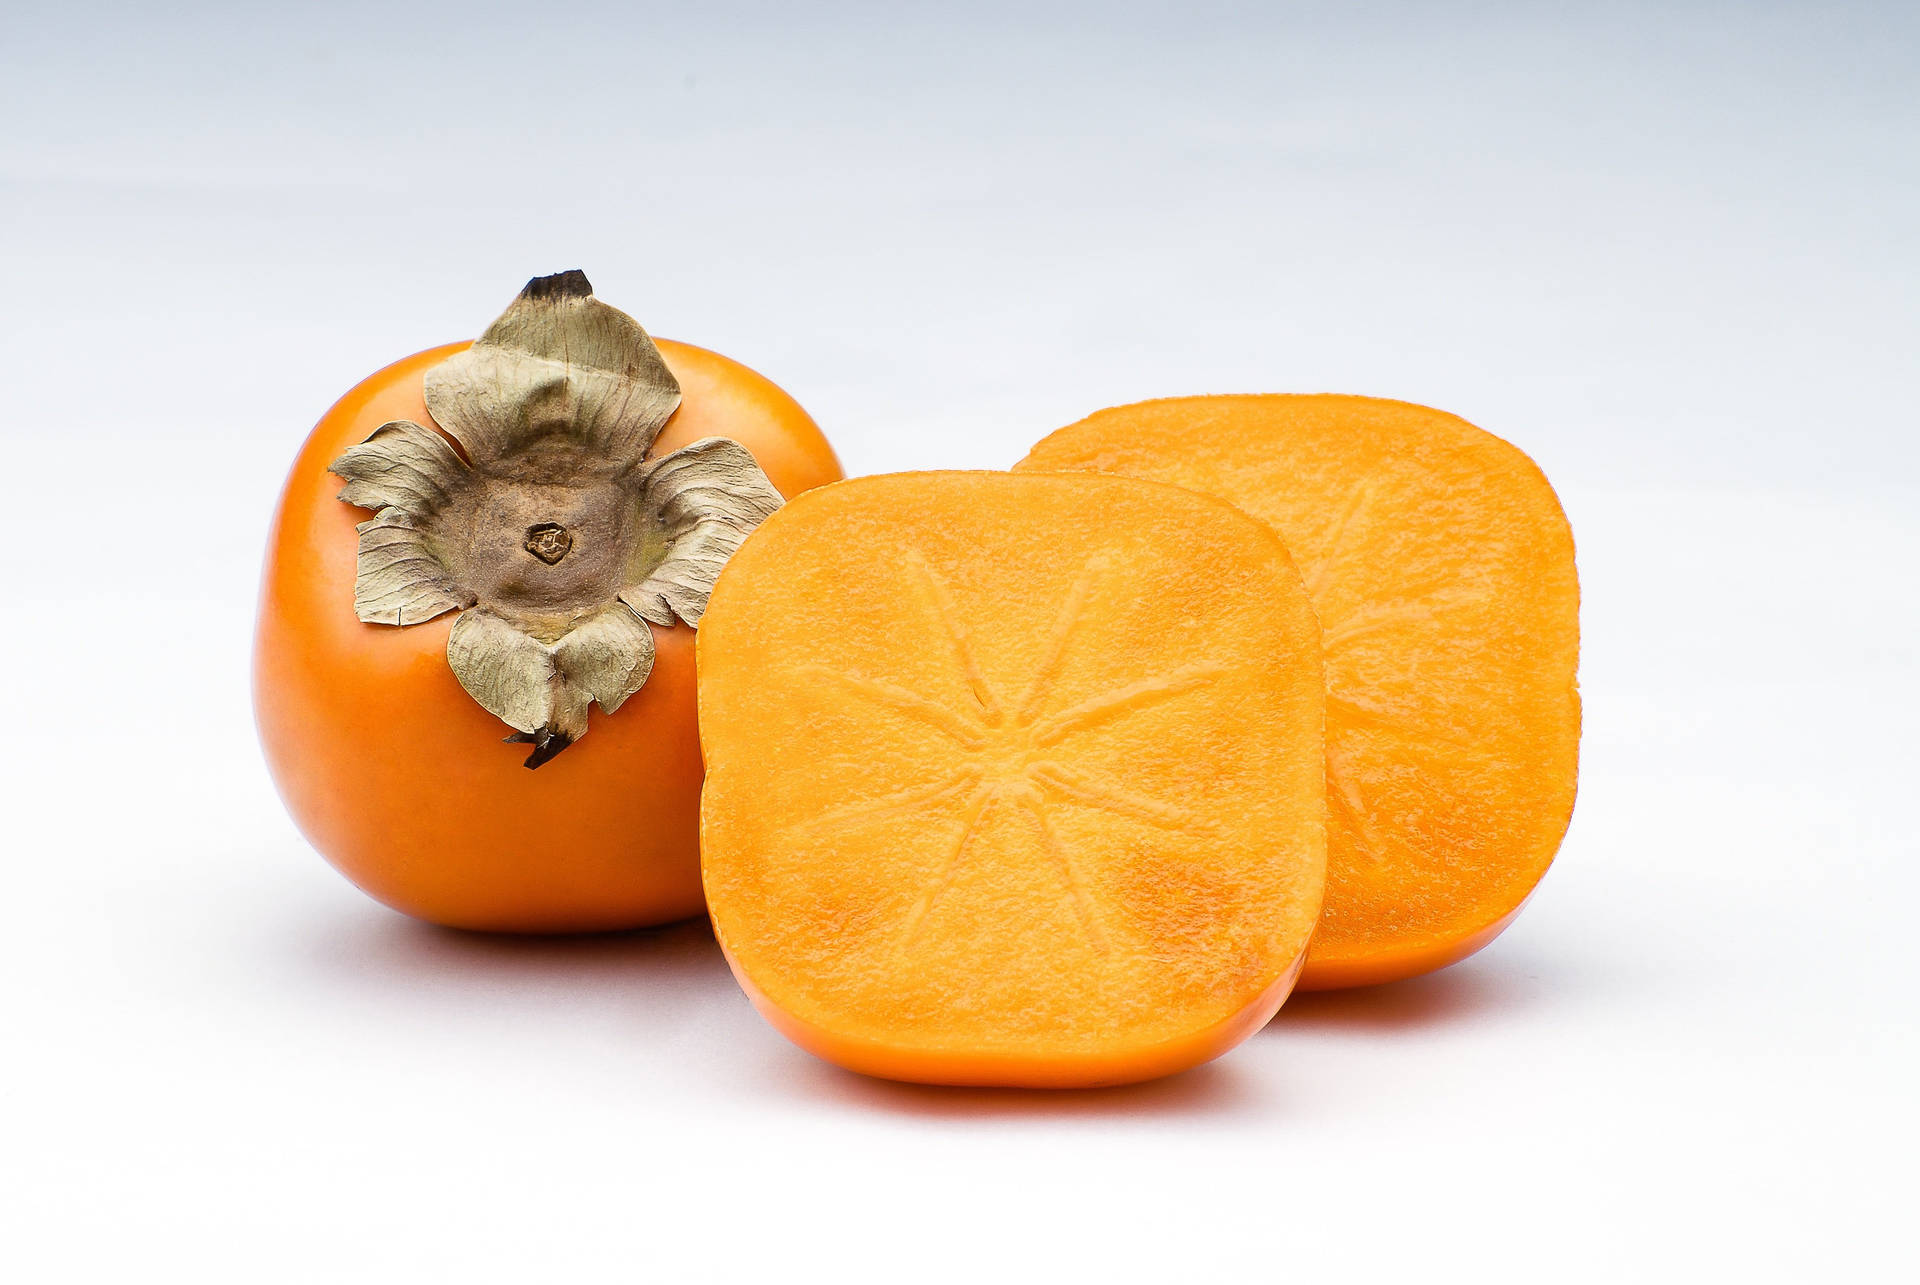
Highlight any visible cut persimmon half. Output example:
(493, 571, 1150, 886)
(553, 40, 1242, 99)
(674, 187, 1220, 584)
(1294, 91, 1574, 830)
(698, 471, 1325, 1087)
(1019, 396, 1579, 989)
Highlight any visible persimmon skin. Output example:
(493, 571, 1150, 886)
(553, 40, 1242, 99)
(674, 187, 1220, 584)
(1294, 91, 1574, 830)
(726, 938, 1309, 1088)
(1291, 898, 1530, 991)
(255, 339, 840, 932)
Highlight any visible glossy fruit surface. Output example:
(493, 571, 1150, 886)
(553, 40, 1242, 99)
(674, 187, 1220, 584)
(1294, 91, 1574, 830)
(256, 339, 840, 932)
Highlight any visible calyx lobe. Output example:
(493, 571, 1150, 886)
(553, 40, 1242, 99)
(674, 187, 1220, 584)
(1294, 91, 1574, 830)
(329, 271, 784, 767)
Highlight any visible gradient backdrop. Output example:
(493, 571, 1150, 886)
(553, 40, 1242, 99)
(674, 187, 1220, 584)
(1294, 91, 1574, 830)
(4, 3, 1915, 1280)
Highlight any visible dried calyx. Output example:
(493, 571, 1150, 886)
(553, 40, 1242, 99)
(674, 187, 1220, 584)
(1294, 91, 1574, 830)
(329, 270, 783, 767)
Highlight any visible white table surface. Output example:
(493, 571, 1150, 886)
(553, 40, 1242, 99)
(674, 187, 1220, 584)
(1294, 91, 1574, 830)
(4, 4, 1915, 1281)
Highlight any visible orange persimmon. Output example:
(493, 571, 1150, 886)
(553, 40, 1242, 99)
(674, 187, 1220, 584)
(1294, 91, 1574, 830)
(1018, 395, 1579, 989)
(255, 273, 840, 932)
(698, 471, 1326, 1086)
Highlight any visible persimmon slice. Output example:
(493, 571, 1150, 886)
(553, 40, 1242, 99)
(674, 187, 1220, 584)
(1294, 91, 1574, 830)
(698, 472, 1325, 1086)
(1019, 396, 1579, 989)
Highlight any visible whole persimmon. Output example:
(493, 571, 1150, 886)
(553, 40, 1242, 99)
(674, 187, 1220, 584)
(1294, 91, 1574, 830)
(255, 271, 841, 932)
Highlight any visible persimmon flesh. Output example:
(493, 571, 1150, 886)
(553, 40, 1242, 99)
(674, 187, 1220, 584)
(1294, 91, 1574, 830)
(1019, 395, 1579, 989)
(256, 336, 841, 932)
(699, 472, 1326, 1086)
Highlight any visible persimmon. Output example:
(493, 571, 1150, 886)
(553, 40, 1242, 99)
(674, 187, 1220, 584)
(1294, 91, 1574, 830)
(698, 471, 1326, 1086)
(254, 272, 841, 932)
(1018, 395, 1579, 989)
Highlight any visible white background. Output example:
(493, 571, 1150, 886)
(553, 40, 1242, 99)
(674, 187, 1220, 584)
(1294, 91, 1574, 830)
(3, 3, 1915, 1280)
